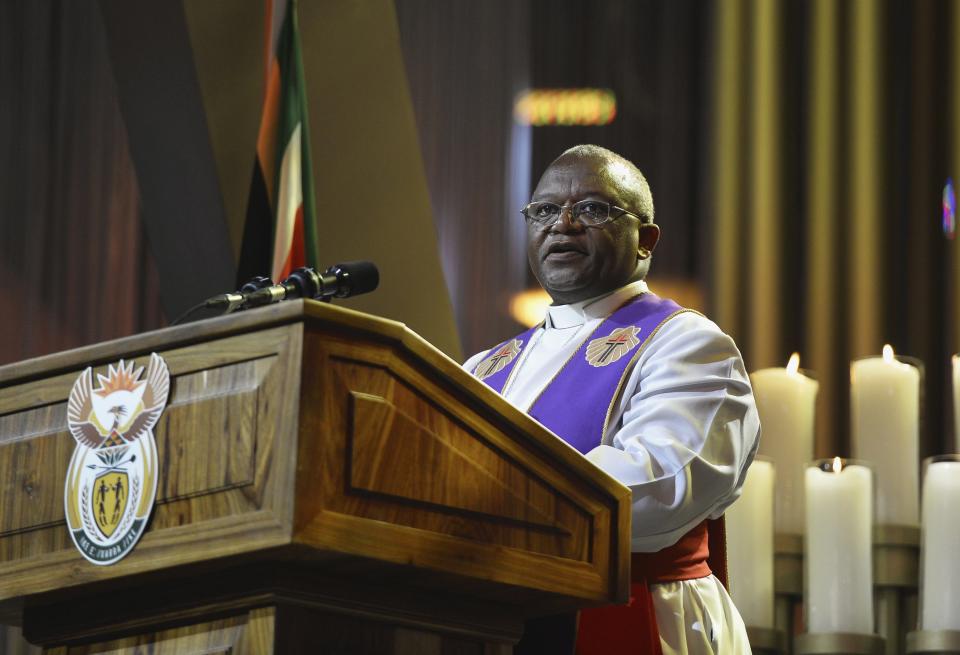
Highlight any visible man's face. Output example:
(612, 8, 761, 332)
(526, 156, 646, 305)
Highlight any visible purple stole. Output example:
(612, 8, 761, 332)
(473, 293, 684, 454)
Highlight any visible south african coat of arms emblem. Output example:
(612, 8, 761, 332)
(64, 353, 169, 565)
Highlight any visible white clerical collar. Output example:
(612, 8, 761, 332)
(544, 280, 649, 329)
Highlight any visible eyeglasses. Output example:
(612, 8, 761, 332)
(520, 199, 643, 228)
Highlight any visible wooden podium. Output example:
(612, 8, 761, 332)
(0, 301, 630, 654)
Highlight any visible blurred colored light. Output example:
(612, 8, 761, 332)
(944, 178, 956, 239)
(509, 288, 551, 327)
(514, 89, 617, 126)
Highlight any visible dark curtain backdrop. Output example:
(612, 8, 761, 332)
(528, 0, 713, 283)
(709, 0, 960, 459)
(395, 0, 532, 359)
(397, 0, 712, 358)
(0, 0, 164, 367)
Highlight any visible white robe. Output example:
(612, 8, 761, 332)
(464, 280, 760, 654)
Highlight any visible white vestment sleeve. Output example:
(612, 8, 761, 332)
(584, 312, 760, 553)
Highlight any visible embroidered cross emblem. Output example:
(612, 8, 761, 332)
(476, 339, 523, 380)
(585, 326, 641, 368)
(596, 333, 632, 363)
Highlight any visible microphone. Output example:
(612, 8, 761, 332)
(197, 275, 274, 315)
(242, 261, 379, 308)
(174, 262, 379, 326)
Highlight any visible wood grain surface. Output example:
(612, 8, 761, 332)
(0, 322, 301, 609)
(0, 301, 630, 652)
(41, 603, 511, 655)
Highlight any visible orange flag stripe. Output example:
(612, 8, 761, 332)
(256, 59, 282, 203)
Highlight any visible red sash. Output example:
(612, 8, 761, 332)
(575, 518, 728, 655)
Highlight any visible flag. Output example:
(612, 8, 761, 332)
(237, 0, 318, 286)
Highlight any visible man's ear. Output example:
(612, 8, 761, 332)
(638, 223, 660, 259)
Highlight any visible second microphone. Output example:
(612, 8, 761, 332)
(243, 261, 380, 309)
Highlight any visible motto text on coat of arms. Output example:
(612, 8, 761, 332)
(64, 354, 169, 565)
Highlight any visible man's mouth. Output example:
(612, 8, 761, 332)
(544, 241, 586, 260)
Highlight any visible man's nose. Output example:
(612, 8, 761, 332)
(550, 205, 582, 232)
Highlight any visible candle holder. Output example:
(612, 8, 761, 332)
(873, 523, 920, 655)
(850, 350, 922, 655)
(774, 532, 803, 654)
(749, 626, 788, 655)
(751, 357, 817, 655)
(795, 632, 885, 655)
(906, 629, 960, 654)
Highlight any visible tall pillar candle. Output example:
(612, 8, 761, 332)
(952, 356, 960, 451)
(805, 458, 874, 634)
(751, 353, 818, 534)
(726, 458, 775, 627)
(850, 346, 920, 526)
(920, 456, 960, 629)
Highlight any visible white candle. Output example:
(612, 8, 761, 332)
(850, 345, 920, 526)
(920, 458, 960, 629)
(952, 357, 960, 451)
(726, 458, 775, 627)
(805, 458, 874, 634)
(751, 353, 818, 534)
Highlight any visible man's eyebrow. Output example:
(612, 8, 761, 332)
(532, 190, 617, 201)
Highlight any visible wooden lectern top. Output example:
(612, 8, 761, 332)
(0, 301, 630, 647)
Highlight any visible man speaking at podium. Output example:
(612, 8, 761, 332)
(464, 145, 760, 654)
